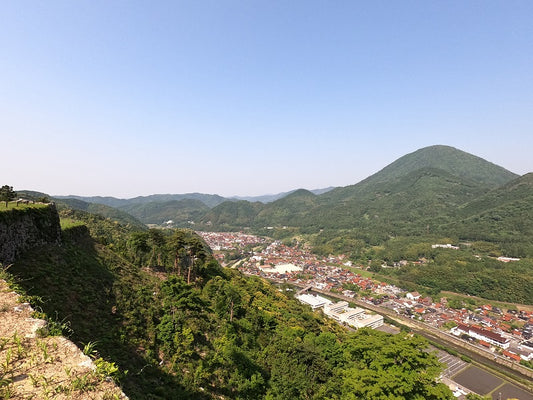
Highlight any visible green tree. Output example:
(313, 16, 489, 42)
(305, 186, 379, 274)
(338, 330, 453, 399)
(147, 228, 166, 267)
(0, 185, 16, 207)
(128, 231, 150, 264)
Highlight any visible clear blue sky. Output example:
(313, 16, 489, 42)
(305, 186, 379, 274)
(2, 1, 532, 197)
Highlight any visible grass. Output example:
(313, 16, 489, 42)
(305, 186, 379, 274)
(60, 218, 86, 230)
(440, 291, 533, 312)
(0, 202, 48, 212)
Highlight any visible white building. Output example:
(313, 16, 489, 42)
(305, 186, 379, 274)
(452, 323, 510, 349)
(432, 244, 459, 250)
(323, 301, 383, 329)
(406, 292, 421, 301)
(296, 293, 332, 310)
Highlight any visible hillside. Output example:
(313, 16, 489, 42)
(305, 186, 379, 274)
(201, 200, 265, 229)
(0, 278, 126, 399)
(359, 145, 518, 187)
(198, 146, 520, 238)
(119, 198, 210, 225)
(57, 197, 147, 229)
(56, 193, 229, 209)
(230, 186, 334, 203)
(16, 190, 147, 229)
(450, 173, 533, 246)
(2, 205, 454, 399)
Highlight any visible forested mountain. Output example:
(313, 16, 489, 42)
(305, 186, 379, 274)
(201, 200, 265, 229)
(1, 205, 453, 399)
(119, 198, 210, 225)
(354, 145, 518, 187)
(230, 187, 334, 203)
(53, 145, 524, 233)
(57, 197, 147, 229)
(196, 145, 523, 237)
(17, 190, 147, 229)
(55, 190, 333, 225)
(32, 145, 532, 250)
(55, 192, 229, 209)
(449, 173, 533, 246)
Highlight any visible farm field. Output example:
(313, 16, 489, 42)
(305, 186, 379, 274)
(453, 365, 533, 400)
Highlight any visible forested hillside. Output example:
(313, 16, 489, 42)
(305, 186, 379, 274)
(3, 206, 454, 399)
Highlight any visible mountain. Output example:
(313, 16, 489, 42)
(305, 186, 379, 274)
(16, 190, 146, 229)
(364, 145, 517, 187)
(55, 189, 336, 226)
(201, 200, 265, 229)
(255, 189, 319, 227)
(322, 145, 518, 203)
(231, 187, 335, 203)
(51, 145, 526, 244)
(57, 198, 147, 229)
(200, 145, 523, 240)
(119, 198, 210, 225)
(55, 192, 230, 209)
(450, 173, 533, 245)
(312, 167, 490, 233)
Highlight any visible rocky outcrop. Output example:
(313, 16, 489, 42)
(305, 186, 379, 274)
(0, 204, 61, 264)
(0, 279, 127, 399)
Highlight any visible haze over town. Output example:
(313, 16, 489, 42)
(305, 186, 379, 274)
(2, 1, 532, 197)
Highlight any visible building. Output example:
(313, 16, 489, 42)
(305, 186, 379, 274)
(497, 257, 520, 262)
(406, 292, 421, 301)
(432, 244, 459, 250)
(452, 323, 510, 349)
(323, 301, 384, 329)
(296, 293, 332, 309)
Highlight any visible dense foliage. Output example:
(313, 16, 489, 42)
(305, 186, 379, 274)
(7, 210, 453, 399)
(382, 248, 533, 304)
(120, 198, 210, 225)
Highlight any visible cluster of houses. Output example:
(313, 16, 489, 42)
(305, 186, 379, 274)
(296, 293, 384, 329)
(200, 232, 533, 366)
(196, 231, 267, 251)
(383, 294, 533, 362)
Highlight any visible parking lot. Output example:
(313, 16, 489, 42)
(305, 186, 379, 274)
(436, 350, 468, 379)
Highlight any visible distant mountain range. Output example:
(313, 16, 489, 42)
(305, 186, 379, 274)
(53, 188, 335, 225)
(229, 187, 336, 203)
(22, 145, 533, 249)
(196, 145, 525, 234)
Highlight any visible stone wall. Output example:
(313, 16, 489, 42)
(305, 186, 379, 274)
(0, 204, 61, 264)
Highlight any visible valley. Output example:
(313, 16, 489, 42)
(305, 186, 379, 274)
(3, 144, 533, 399)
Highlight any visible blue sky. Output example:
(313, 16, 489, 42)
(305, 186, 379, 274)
(2, 1, 532, 197)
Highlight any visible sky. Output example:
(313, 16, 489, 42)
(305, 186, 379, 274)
(2, 1, 532, 198)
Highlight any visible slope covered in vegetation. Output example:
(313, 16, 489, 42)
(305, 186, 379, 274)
(4, 207, 453, 399)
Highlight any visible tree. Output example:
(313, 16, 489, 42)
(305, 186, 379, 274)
(129, 231, 150, 264)
(147, 228, 166, 267)
(0, 185, 16, 207)
(338, 330, 454, 399)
